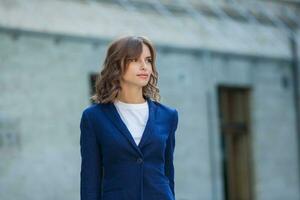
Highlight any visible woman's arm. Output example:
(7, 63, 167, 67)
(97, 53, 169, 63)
(164, 109, 179, 198)
(80, 110, 103, 200)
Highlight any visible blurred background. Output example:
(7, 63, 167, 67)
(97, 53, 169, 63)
(0, 0, 300, 200)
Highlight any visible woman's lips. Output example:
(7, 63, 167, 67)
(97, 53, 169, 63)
(137, 74, 148, 79)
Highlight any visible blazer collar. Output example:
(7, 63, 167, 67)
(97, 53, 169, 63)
(102, 97, 156, 156)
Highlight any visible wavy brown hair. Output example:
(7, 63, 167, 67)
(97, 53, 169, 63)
(91, 35, 161, 104)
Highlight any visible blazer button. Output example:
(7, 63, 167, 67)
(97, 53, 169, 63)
(136, 158, 143, 164)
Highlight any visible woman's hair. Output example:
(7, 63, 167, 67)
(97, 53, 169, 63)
(91, 35, 160, 104)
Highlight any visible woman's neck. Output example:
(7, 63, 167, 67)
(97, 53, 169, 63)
(116, 85, 145, 104)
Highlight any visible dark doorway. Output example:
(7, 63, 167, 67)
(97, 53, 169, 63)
(89, 73, 97, 104)
(218, 86, 255, 200)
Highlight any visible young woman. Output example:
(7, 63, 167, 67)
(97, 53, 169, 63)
(80, 36, 179, 200)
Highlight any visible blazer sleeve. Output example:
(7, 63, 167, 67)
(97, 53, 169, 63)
(80, 110, 103, 200)
(164, 109, 179, 198)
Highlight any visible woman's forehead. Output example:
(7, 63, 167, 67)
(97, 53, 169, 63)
(127, 43, 152, 58)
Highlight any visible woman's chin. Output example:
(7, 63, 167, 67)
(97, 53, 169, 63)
(136, 80, 149, 87)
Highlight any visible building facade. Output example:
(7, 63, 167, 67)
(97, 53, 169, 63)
(0, 0, 300, 199)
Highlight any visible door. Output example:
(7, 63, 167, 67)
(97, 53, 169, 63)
(218, 86, 255, 200)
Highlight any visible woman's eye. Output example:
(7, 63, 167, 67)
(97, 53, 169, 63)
(146, 59, 152, 63)
(129, 58, 137, 62)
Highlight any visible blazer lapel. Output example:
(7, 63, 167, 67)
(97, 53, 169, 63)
(101, 97, 157, 156)
(138, 98, 156, 149)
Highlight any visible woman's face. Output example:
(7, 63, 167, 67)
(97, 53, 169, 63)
(121, 43, 153, 88)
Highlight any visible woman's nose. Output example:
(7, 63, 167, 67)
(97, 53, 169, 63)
(140, 60, 146, 69)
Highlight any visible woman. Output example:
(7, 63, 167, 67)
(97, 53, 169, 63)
(80, 35, 179, 200)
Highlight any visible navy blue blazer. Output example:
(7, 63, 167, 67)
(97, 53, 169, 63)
(80, 97, 179, 200)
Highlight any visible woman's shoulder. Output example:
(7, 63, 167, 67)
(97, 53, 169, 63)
(81, 103, 105, 117)
(154, 100, 179, 131)
(153, 100, 178, 119)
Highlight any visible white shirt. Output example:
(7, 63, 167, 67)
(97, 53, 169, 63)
(113, 99, 149, 146)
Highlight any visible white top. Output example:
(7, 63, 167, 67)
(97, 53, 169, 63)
(113, 99, 149, 146)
